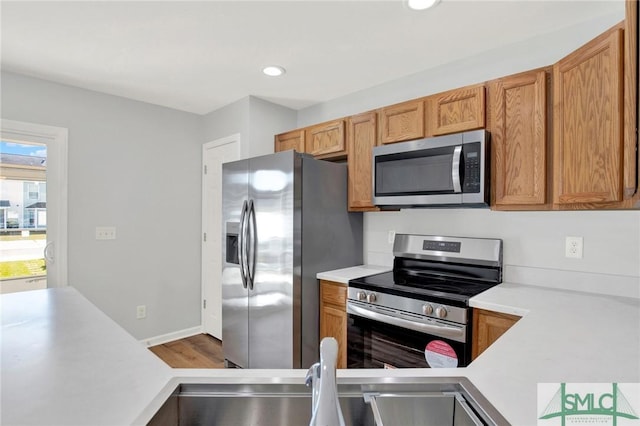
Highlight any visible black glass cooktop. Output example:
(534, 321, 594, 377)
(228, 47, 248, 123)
(348, 270, 500, 307)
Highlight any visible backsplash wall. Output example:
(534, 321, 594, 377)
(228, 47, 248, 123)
(363, 209, 640, 298)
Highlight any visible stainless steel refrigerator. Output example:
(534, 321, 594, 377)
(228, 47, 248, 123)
(221, 150, 363, 369)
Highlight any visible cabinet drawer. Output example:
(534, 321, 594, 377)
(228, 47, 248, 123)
(320, 280, 347, 306)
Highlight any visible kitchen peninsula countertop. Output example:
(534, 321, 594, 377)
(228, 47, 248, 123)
(2, 278, 639, 425)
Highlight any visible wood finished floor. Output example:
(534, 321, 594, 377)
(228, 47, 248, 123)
(148, 333, 225, 368)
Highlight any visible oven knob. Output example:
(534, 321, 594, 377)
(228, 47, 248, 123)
(366, 293, 377, 303)
(357, 291, 367, 301)
(422, 304, 434, 315)
(435, 306, 448, 319)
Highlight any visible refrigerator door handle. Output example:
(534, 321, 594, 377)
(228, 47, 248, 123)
(247, 199, 257, 290)
(239, 199, 249, 289)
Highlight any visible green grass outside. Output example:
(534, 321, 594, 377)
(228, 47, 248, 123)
(0, 258, 46, 279)
(0, 234, 46, 242)
(0, 232, 47, 279)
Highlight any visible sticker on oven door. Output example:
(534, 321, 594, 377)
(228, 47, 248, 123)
(425, 340, 458, 368)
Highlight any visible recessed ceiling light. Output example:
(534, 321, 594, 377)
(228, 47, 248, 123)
(407, 0, 440, 10)
(262, 66, 286, 77)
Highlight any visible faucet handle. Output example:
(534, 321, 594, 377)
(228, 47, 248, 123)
(305, 362, 320, 387)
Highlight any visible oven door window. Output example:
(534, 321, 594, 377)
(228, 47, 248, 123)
(347, 314, 469, 369)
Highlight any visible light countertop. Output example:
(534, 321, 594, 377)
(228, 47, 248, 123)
(316, 264, 390, 284)
(1, 287, 173, 426)
(3, 275, 639, 425)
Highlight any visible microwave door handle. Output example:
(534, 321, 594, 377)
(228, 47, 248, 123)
(452, 145, 462, 193)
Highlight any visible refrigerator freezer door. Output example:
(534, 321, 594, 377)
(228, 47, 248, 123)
(248, 151, 297, 368)
(221, 159, 250, 368)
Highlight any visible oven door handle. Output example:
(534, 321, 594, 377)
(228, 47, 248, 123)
(347, 302, 465, 342)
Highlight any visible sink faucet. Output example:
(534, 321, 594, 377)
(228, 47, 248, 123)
(306, 337, 345, 426)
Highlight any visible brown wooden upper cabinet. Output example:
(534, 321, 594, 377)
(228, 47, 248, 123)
(347, 112, 379, 211)
(426, 84, 486, 137)
(623, 0, 638, 201)
(489, 68, 549, 209)
(274, 129, 305, 153)
(553, 26, 626, 206)
(304, 119, 347, 160)
(378, 99, 425, 144)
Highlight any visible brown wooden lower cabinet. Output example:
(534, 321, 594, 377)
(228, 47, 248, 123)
(319, 280, 347, 369)
(472, 308, 520, 360)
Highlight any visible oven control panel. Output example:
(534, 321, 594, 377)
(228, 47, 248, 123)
(347, 287, 467, 325)
(422, 240, 461, 253)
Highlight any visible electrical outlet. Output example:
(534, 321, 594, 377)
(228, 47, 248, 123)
(136, 305, 146, 319)
(96, 226, 116, 240)
(388, 230, 396, 244)
(565, 236, 583, 259)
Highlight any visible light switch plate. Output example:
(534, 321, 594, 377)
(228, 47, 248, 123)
(96, 226, 116, 240)
(136, 305, 146, 319)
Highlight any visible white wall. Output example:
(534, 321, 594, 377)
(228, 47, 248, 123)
(1, 71, 204, 339)
(297, 12, 640, 298)
(247, 96, 297, 158)
(365, 210, 639, 298)
(297, 12, 624, 126)
(202, 95, 296, 158)
(202, 96, 250, 150)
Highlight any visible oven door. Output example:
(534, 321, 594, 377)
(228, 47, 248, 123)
(347, 301, 470, 369)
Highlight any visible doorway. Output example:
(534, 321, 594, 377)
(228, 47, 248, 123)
(0, 119, 68, 293)
(202, 134, 240, 339)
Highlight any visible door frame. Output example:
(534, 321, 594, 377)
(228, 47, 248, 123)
(201, 134, 241, 338)
(1, 119, 68, 288)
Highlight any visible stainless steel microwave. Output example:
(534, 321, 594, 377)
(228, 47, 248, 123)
(372, 130, 489, 208)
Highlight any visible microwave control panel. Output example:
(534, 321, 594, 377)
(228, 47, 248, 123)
(462, 142, 481, 193)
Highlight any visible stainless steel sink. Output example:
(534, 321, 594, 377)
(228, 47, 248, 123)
(147, 377, 508, 426)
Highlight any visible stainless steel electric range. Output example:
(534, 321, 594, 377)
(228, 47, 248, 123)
(347, 234, 502, 369)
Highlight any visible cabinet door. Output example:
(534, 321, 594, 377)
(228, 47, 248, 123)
(553, 27, 624, 205)
(347, 112, 379, 211)
(275, 130, 305, 153)
(472, 309, 520, 360)
(319, 280, 347, 369)
(490, 69, 548, 207)
(623, 0, 638, 200)
(426, 84, 485, 136)
(305, 120, 346, 160)
(379, 99, 424, 144)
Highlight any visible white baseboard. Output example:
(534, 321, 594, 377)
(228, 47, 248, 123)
(140, 326, 203, 347)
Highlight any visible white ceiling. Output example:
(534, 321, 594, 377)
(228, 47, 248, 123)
(0, 1, 625, 115)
